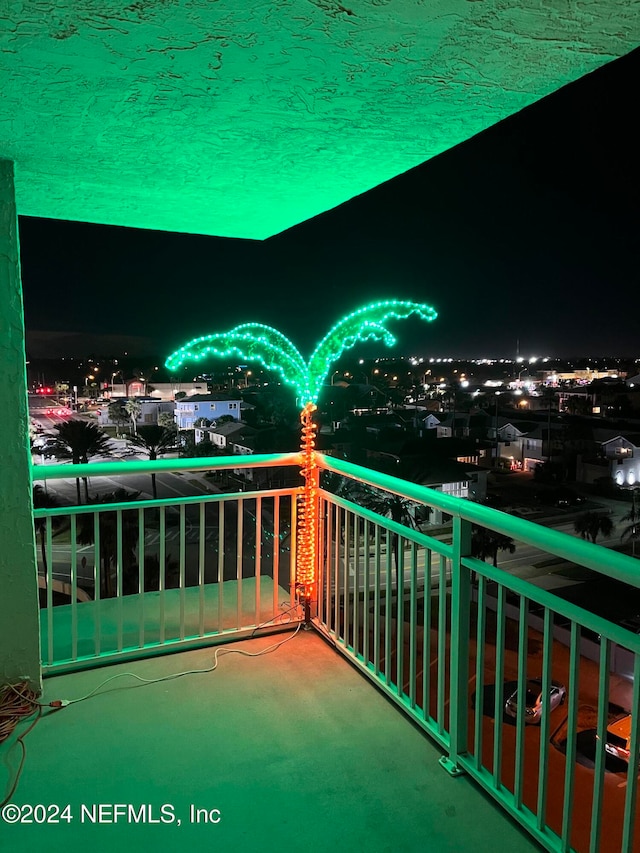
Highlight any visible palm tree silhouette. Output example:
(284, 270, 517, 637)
(166, 300, 438, 603)
(125, 425, 176, 498)
(125, 398, 142, 435)
(32, 484, 63, 578)
(573, 511, 615, 544)
(621, 490, 640, 556)
(49, 420, 113, 503)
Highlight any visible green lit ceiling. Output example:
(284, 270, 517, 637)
(1, 1, 637, 239)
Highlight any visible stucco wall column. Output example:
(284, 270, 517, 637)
(0, 160, 41, 690)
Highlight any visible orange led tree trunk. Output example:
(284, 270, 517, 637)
(296, 402, 319, 613)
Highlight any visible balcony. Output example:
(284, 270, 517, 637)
(5, 453, 640, 851)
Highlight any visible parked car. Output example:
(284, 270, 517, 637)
(504, 678, 566, 724)
(32, 437, 58, 454)
(535, 488, 585, 508)
(601, 714, 634, 764)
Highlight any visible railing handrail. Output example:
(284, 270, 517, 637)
(32, 449, 640, 588)
(32, 451, 302, 481)
(33, 486, 299, 517)
(317, 454, 640, 589)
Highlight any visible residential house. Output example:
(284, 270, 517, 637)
(365, 446, 488, 523)
(110, 380, 208, 400)
(197, 420, 257, 451)
(416, 412, 440, 435)
(577, 433, 640, 487)
(97, 397, 175, 428)
(175, 394, 242, 430)
(435, 410, 490, 441)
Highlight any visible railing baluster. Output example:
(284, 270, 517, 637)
(289, 493, 297, 612)
(437, 553, 447, 737)
(493, 585, 506, 788)
(536, 607, 553, 831)
(159, 506, 165, 646)
(116, 509, 123, 652)
(334, 506, 340, 641)
(93, 512, 101, 657)
(373, 525, 381, 675)
(70, 515, 77, 661)
(198, 502, 205, 637)
(138, 507, 145, 649)
(408, 542, 417, 709)
(273, 496, 280, 620)
(255, 496, 261, 625)
(46, 517, 53, 665)
(236, 497, 243, 629)
(218, 501, 225, 632)
(422, 547, 431, 721)
(352, 514, 359, 657)
(473, 573, 486, 770)
(363, 519, 370, 665)
(561, 621, 580, 850)
(514, 595, 528, 806)
(589, 636, 610, 853)
(318, 496, 326, 628)
(396, 536, 405, 696)
(384, 529, 392, 688)
(344, 510, 351, 650)
(179, 503, 186, 641)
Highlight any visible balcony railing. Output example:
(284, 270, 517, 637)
(33, 454, 303, 669)
(32, 452, 640, 853)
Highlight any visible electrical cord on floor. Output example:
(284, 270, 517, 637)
(249, 601, 303, 637)
(0, 614, 304, 805)
(61, 622, 303, 706)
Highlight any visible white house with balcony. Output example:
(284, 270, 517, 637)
(602, 435, 640, 487)
(175, 394, 242, 430)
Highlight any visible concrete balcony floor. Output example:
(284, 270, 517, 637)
(1, 631, 540, 852)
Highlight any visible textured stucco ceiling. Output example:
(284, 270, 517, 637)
(1, 1, 637, 239)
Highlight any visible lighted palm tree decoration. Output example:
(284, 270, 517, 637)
(166, 300, 438, 606)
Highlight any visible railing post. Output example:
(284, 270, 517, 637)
(440, 515, 472, 776)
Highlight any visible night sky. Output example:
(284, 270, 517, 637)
(19, 48, 638, 362)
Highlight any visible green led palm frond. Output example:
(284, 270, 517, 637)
(165, 327, 310, 399)
(306, 300, 437, 402)
(165, 299, 438, 406)
(230, 323, 307, 376)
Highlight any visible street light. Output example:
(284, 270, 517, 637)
(111, 369, 125, 396)
(494, 392, 501, 467)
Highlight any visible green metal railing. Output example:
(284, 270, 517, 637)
(32, 454, 302, 672)
(32, 451, 640, 852)
(315, 455, 640, 853)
